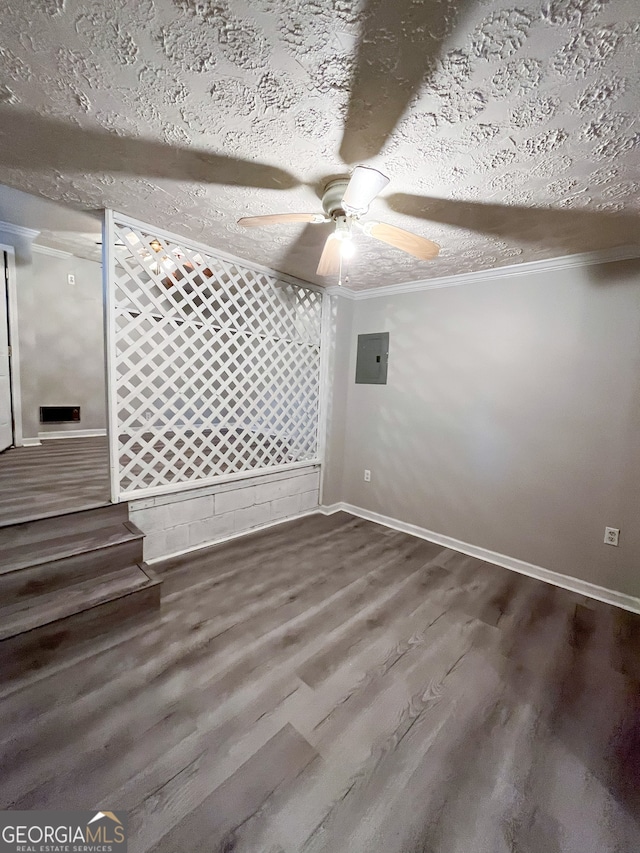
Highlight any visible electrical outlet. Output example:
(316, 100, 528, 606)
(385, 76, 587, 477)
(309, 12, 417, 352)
(67, 273, 75, 285)
(604, 527, 620, 546)
(364, 469, 371, 482)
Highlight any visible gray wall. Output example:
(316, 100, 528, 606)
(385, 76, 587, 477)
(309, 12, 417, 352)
(328, 258, 640, 598)
(17, 251, 106, 438)
(321, 295, 354, 507)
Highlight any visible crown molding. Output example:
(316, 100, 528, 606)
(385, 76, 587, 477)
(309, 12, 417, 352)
(330, 244, 640, 300)
(31, 243, 73, 259)
(325, 284, 357, 300)
(0, 220, 40, 240)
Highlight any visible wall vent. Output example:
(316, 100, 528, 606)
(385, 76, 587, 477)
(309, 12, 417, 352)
(40, 406, 80, 423)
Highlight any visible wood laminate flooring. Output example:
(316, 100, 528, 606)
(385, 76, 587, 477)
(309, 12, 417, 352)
(1, 512, 639, 852)
(0, 437, 110, 526)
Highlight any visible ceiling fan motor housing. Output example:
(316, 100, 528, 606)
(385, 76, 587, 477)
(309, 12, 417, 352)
(322, 179, 351, 219)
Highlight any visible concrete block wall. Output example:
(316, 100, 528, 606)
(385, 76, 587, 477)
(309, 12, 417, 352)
(128, 465, 321, 562)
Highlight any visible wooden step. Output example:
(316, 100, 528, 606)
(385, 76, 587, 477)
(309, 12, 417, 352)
(0, 564, 158, 641)
(0, 497, 113, 529)
(0, 521, 144, 576)
(0, 501, 128, 542)
(0, 501, 162, 683)
(0, 563, 161, 683)
(0, 524, 144, 608)
(0, 506, 144, 602)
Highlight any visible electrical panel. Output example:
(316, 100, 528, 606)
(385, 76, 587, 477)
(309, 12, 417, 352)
(355, 332, 389, 385)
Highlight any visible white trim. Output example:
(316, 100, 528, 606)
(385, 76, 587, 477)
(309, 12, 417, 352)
(112, 210, 323, 295)
(0, 244, 23, 447)
(316, 291, 332, 505)
(0, 220, 40, 240)
(31, 244, 73, 259)
(130, 463, 320, 509)
(38, 428, 107, 440)
(21, 437, 42, 446)
(118, 458, 320, 503)
(320, 502, 640, 615)
(103, 210, 120, 504)
(317, 503, 342, 515)
(325, 284, 357, 300)
(146, 507, 319, 563)
(327, 244, 640, 300)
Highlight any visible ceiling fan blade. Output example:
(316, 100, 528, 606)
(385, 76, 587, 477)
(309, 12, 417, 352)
(342, 166, 390, 214)
(385, 194, 640, 252)
(363, 221, 440, 260)
(0, 106, 299, 190)
(277, 221, 333, 280)
(316, 234, 342, 277)
(238, 213, 325, 227)
(339, 0, 470, 163)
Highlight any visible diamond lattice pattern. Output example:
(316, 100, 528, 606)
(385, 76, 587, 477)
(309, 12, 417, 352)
(109, 218, 324, 495)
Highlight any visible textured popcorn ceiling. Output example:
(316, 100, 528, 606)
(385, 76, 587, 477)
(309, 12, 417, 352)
(0, 0, 638, 290)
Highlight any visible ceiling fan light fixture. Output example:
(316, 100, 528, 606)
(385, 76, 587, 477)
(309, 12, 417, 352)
(342, 165, 390, 215)
(339, 234, 356, 259)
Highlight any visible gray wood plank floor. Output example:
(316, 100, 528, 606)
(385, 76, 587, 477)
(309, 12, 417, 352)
(0, 438, 110, 526)
(1, 511, 639, 853)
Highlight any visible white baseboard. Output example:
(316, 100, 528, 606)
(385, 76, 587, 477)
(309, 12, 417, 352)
(39, 429, 107, 440)
(146, 508, 320, 564)
(20, 437, 42, 447)
(321, 502, 640, 615)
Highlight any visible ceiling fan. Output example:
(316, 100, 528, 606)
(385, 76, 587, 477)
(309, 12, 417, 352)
(0, 0, 635, 286)
(237, 165, 440, 282)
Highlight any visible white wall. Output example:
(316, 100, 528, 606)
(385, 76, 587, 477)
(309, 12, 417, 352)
(17, 250, 105, 439)
(326, 257, 640, 599)
(130, 465, 321, 561)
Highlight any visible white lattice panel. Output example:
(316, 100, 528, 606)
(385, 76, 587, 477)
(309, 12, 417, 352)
(105, 213, 324, 498)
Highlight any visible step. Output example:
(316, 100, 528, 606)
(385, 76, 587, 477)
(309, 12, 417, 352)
(0, 502, 128, 543)
(0, 523, 144, 607)
(0, 564, 158, 641)
(0, 564, 161, 683)
(0, 519, 143, 573)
